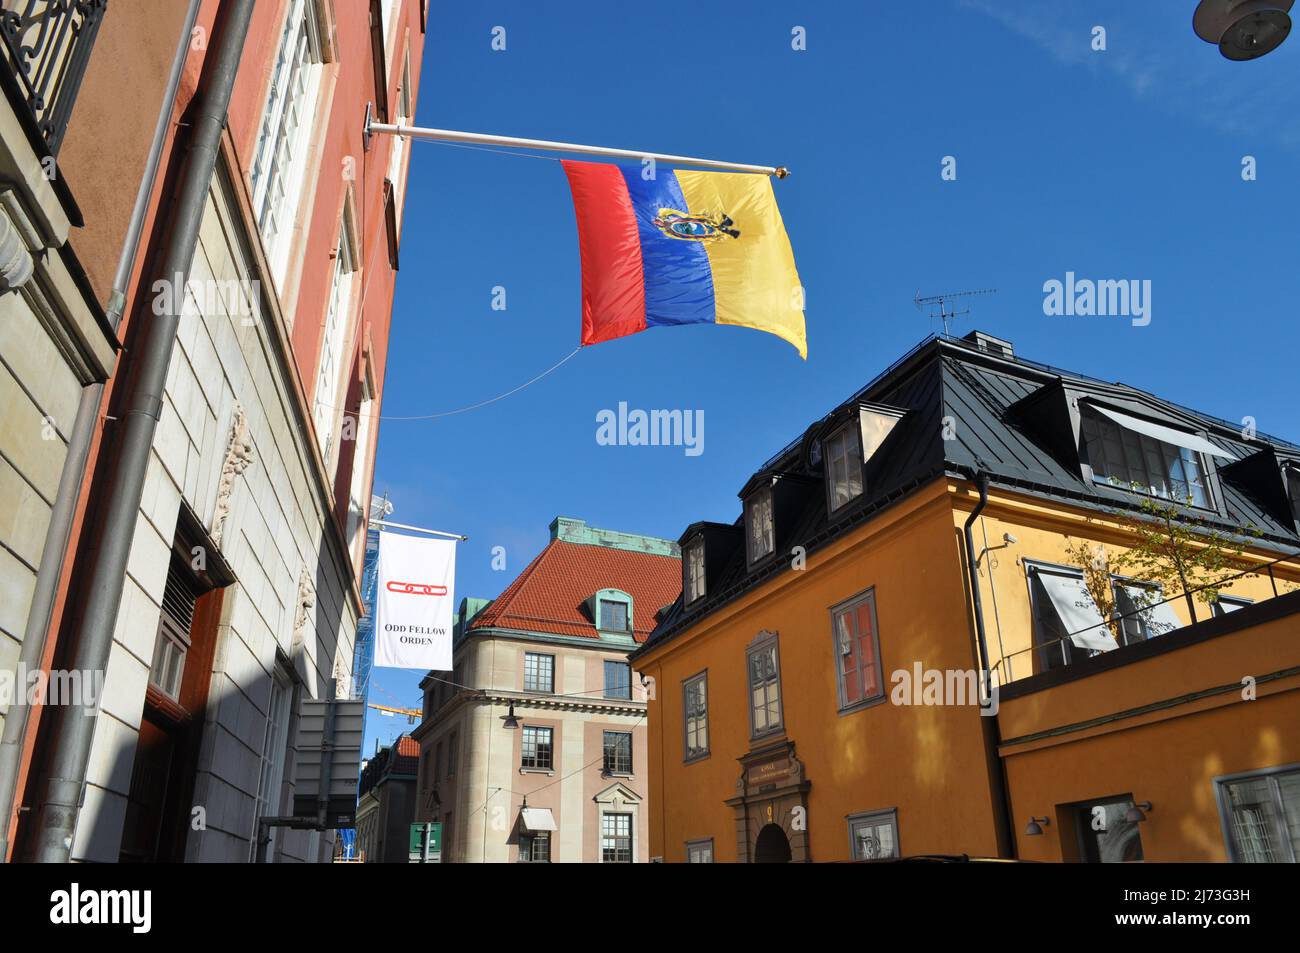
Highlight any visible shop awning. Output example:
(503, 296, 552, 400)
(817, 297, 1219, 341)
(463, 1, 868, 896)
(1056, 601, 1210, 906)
(1090, 404, 1234, 460)
(520, 808, 557, 832)
(1115, 584, 1184, 637)
(1035, 572, 1118, 653)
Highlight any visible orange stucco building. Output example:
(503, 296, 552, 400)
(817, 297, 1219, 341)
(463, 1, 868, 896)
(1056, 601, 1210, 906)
(632, 331, 1300, 863)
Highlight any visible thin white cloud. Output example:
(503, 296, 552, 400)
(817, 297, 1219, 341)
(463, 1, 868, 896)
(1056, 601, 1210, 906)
(960, 0, 1300, 148)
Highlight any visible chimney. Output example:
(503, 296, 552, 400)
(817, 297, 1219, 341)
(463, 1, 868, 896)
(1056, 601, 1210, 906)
(961, 330, 1014, 359)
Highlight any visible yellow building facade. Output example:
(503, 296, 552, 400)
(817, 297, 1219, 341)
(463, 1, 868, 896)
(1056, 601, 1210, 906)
(633, 333, 1300, 863)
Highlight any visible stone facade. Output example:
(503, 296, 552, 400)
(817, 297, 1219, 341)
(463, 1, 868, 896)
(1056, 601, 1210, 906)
(74, 174, 360, 862)
(0, 0, 426, 862)
(417, 634, 652, 863)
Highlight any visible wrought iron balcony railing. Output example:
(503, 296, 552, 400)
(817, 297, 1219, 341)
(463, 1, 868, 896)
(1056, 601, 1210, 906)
(0, 0, 106, 157)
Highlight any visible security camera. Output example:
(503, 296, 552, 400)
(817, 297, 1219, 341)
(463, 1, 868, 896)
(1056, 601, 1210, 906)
(1194, 0, 1294, 60)
(1003, 533, 1018, 545)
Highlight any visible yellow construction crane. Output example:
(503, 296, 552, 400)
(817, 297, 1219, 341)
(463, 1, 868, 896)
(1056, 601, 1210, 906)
(367, 702, 421, 723)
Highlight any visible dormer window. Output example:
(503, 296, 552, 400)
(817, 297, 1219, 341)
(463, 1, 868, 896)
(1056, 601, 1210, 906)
(1079, 405, 1229, 509)
(745, 488, 774, 564)
(685, 539, 706, 604)
(599, 598, 629, 632)
(1285, 463, 1300, 526)
(825, 424, 863, 512)
(592, 589, 633, 634)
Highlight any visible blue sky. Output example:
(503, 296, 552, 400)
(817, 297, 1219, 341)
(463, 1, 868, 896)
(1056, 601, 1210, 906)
(361, 0, 1300, 750)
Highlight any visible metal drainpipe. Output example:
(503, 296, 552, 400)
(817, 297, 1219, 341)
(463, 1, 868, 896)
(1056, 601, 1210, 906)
(962, 472, 994, 675)
(27, 0, 255, 863)
(0, 0, 202, 862)
(960, 470, 1017, 859)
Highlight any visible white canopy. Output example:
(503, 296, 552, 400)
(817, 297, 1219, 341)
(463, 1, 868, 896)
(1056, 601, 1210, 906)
(520, 807, 557, 832)
(1115, 584, 1184, 637)
(1090, 404, 1234, 460)
(1036, 572, 1118, 653)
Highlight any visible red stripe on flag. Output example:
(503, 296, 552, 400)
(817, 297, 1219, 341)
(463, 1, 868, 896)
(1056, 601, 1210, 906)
(562, 160, 646, 346)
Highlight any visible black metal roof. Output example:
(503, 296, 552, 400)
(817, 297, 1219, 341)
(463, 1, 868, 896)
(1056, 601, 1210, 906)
(634, 333, 1300, 660)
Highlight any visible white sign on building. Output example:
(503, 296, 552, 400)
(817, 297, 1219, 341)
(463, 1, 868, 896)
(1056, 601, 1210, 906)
(374, 532, 456, 670)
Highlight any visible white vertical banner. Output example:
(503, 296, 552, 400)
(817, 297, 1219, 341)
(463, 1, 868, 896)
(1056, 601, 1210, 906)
(374, 532, 456, 670)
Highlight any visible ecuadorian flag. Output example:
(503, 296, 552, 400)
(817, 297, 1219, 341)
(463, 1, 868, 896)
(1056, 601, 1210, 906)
(562, 161, 806, 358)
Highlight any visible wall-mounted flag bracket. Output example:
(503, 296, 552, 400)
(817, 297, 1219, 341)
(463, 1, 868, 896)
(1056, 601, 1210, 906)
(368, 516, 468, 541)
(363, 109, 788, 178)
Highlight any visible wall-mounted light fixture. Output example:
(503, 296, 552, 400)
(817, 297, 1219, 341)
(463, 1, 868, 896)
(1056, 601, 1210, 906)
(1194, 1, 1294, 60)
(1125, 801, 1154, 823)
(976, 532, 1018, 567)
(1025, 816, 1051, 836)
(503, 701, 519, 730)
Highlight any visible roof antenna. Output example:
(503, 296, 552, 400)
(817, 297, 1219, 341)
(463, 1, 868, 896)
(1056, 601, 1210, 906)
(914, 288, 997, 337)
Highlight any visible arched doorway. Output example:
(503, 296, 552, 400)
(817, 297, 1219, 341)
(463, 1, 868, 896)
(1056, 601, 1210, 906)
(754, 823, 792, 863)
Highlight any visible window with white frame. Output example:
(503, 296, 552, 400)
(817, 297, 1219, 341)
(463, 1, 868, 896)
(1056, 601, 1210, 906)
(825, 424, 863, 511)
(388, 55, 413, 233)
(601, 812, 632, 863)
(1080, 408, 1212, 508)
(314, 222, 358, 468)
(684, 539, 705, 603)
(251, 670, 293, 861)
(847, 809, 899, 861)
(379, 0, 398, 56)
(520, 726, 552, 770)
(831, 589, 883, 711)
(683, 671, 708, 761)
(250, 0, 324, 279)
(519, 829, 551, 862)
(747, 633, 782, 738)
(745, 487, 774, 563)
(1217, 766, 1300, 863)
(523, 652, 554, 693)
(686, 838, 714, 863)
(602, 731, 632, 775)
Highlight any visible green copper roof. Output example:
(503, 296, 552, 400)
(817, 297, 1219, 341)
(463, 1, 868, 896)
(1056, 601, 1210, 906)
(549, 516, 680, 557)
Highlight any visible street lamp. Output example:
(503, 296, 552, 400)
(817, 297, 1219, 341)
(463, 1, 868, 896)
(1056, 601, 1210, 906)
(503, 701, 519, 730)
(1194, 0, 1294, 60)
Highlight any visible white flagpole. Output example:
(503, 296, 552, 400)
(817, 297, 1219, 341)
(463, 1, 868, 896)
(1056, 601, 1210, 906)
(366, 117, 789, 178)
(368, 517, 468, 541)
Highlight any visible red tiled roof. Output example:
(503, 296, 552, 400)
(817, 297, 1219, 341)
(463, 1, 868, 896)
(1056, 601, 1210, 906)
(470, 539, 681, 643)
(391, 735, 420, 775)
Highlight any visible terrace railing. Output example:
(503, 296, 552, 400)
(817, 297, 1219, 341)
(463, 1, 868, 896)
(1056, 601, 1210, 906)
(0, 0, 106, 157)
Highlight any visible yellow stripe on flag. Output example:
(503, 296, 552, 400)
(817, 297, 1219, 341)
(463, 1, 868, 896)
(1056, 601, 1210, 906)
(675, 170, 806, 359)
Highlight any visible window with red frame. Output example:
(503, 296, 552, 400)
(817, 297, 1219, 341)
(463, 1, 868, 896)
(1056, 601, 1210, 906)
(832, 589, 883, 711)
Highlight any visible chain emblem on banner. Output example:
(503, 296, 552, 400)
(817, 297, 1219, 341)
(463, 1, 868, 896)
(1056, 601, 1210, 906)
(386, 581, 448, 596)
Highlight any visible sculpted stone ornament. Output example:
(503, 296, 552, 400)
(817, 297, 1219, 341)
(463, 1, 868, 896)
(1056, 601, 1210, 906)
(292, 567, 316, 650)
(291, 566, 319, 698)
(333, 654, 351, 699)
(0, 204, 34, 290)
(211, 406, 253, 548)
